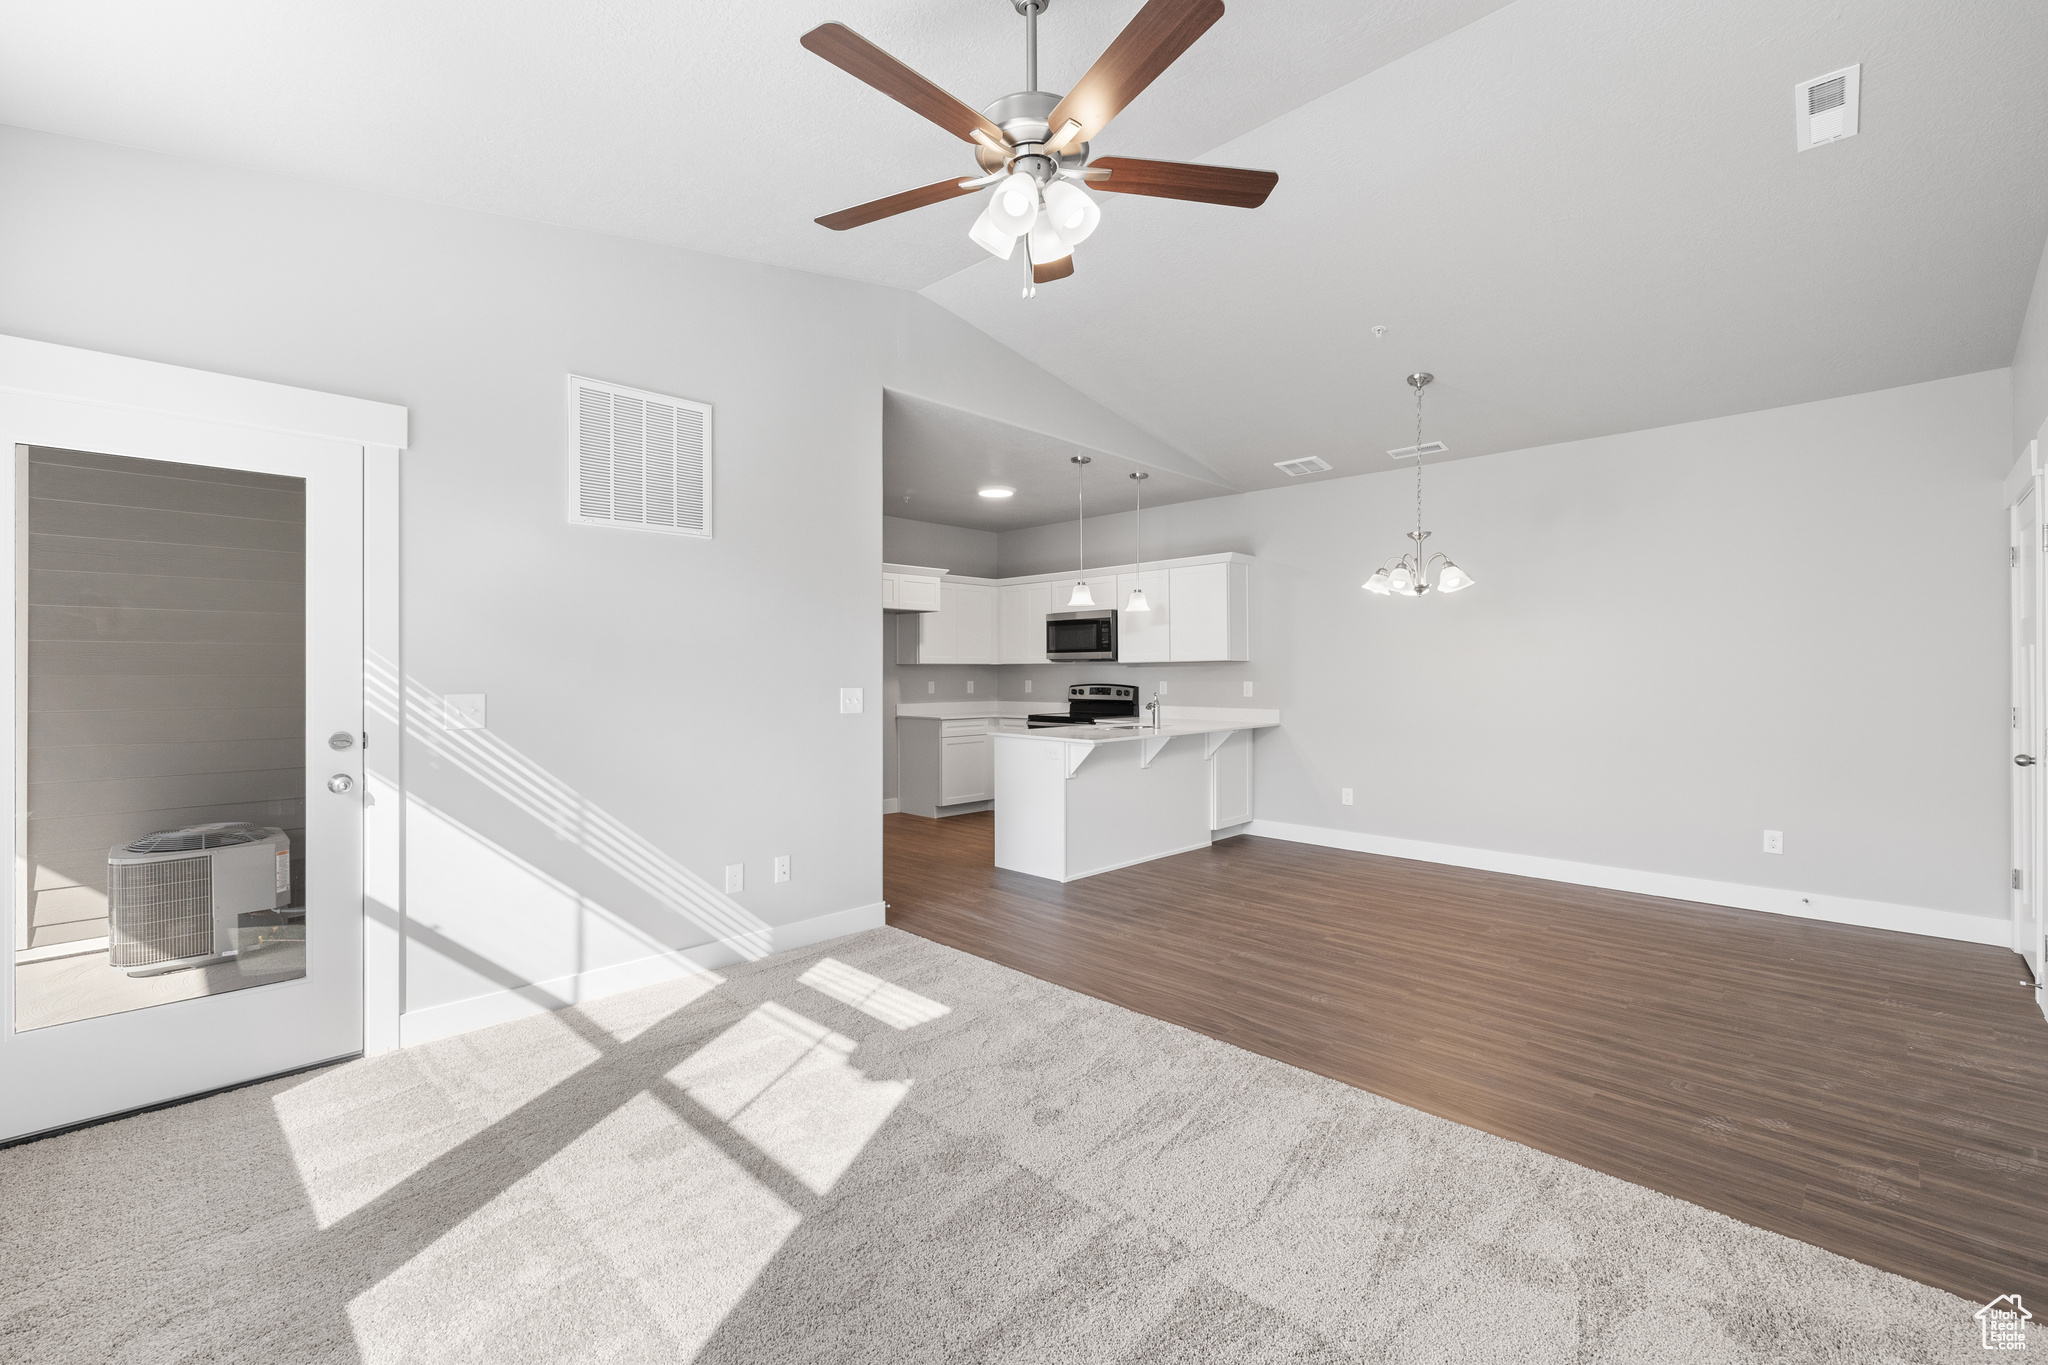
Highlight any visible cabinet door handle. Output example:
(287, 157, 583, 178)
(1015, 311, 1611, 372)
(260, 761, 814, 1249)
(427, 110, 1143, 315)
(2019, 755, 2038, 767)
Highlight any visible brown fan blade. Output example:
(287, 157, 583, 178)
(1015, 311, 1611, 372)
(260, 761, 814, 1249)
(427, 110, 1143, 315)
(801, 23, 1009, 146)
(1033, 255, 1076, 284)
(1088, 156, 1277, 208)
(1045, 0, 1224, 146)
(816, 177, 983, 231)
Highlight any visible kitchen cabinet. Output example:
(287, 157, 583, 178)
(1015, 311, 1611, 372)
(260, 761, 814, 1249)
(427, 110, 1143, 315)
(941, 734, 992, 804)
(897, 580, 998, 664)
(998, 582, 1051, 664)
(882, 564, 943, 613)
(896, 715, 1002, 816)
(1114, 570, 1171, 663)
(1168, 561, 1249, 661)
(1048, 575, 1118, 616)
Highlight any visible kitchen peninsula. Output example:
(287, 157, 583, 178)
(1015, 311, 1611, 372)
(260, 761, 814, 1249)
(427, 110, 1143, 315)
(993, 710, 1278, 882)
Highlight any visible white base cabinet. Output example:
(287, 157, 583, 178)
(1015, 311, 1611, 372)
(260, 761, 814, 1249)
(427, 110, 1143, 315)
(897, 717, 997, 816)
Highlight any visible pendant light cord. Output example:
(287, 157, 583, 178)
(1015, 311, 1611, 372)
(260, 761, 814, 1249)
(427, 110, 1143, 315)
(1414, 380, 1426, 546)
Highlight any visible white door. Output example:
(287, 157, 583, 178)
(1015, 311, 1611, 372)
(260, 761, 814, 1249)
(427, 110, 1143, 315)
(2, 416, 363, 1142)
(2015, 486, 2045, 993)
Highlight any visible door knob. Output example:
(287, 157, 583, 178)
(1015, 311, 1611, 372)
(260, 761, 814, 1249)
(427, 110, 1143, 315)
(327, 773, 355, 793)
(2019, 755, 2038, 767)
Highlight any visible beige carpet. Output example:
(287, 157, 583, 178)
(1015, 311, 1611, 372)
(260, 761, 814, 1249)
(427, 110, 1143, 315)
(0, 926, 1991, 1363)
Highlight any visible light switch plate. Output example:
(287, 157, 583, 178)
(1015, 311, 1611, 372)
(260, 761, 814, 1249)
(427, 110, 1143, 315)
(724, 863, 744, 892)
(442, 694, 486, 730)
(774, 855, 790, 884)
(840, 688, 863, 714)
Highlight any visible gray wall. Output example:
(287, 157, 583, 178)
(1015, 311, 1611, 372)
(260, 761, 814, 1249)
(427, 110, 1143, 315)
(2014, 230, 2048, 459)
(23, 448, 305, 950)
(0, 125, 1189, 1018)
(998, 371, 2014, 920)
(880, 517, 1001, 802)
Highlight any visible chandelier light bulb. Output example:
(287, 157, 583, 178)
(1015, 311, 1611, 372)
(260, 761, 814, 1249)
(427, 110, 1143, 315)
(1041, 180, 1101, 244)
(968, 205, 1018, 260)
(988, 173, 1039, 235)
(1387, 565, 1415, 594)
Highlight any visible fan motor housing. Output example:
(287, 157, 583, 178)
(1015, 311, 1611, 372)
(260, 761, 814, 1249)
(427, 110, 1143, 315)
(977, 91, 1090, 176)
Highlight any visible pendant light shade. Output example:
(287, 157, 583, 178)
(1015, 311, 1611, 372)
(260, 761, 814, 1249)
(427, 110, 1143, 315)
(1437, 561, 1475, 592)
(1042, 180, 1101, 245)
(968, 205, 1018, 260)
(1067, 580, 1096, 607)
(1362, 568, 1392, 595)
(989, 173, 1039, 236)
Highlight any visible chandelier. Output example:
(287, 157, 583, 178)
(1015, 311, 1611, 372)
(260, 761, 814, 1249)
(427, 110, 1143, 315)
(1363, 373, 1475, 597)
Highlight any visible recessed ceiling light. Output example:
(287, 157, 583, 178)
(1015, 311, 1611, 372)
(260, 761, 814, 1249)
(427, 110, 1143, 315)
(978, 486, 1015, 499)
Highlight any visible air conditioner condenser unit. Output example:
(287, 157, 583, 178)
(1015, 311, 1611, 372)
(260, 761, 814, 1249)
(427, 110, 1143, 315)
(107, 822, 292, 977)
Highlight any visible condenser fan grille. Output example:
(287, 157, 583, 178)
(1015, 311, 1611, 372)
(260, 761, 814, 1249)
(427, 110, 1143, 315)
(108, 855, 214, 967)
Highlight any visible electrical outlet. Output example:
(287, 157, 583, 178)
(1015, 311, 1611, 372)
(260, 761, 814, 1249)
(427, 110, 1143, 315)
(927, 681, 936, 694)
(774, 855, 790, 884)
(1341, 788, 1354, 806)
(442, 694, 486, 730)
(1024, 679, 1033, 693)
(966, 681, 975, 694)
(724, 863, 744, 892)
(839, 687, 863, 714)
(1157, 680, 1169, 696)
(1763, 830, 1783, 855)
(1243, 681, 1254, 698)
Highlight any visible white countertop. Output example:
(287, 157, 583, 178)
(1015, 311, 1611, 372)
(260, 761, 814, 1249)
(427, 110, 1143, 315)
(990, 708, 1279, 747)
(894, 702, 1036, 720)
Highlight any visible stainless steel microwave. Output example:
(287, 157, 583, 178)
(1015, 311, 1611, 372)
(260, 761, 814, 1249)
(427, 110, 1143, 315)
(1047, 609, 1116, 661)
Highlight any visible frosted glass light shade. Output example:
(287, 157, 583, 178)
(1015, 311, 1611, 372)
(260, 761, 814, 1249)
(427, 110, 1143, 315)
(989, 174, 1040, 235)
(1067, 580, 1095, 607)
(1042, 181, 1101, 244)
(1362, 569, 1392, 595)
(1028, 216, 1073, 265)
(1437, 561, 1475, 592)
(1126, 587, 1150, 612)
(1386, 565, 1415, 595)
(968, 206, 1018, 259)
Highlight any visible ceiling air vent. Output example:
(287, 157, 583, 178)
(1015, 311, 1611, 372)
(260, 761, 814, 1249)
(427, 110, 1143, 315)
(1274, 456, 1332, 477)
(1386, 441, 1449, 461)
(1795, 65, 1860, 152)
(570, 376, 712, 537)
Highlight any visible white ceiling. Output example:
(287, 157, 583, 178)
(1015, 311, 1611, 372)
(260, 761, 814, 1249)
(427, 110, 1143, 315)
(926, 0, 2048, 491)
(885, 391, 1229, 531)
(4, 0, 2044, 513)
(0, 0, 1509, 295)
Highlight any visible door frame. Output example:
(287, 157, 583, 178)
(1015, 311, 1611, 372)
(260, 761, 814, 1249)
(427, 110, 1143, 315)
(2007, 436, 2046, 1020)
(0, 333, 407, 1067)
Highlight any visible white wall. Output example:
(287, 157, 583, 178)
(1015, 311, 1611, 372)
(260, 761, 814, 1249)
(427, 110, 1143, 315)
(1000, 371, 2015, 925)
(0, 125, 1189, 1033)
(2014, 231, 2048, 459)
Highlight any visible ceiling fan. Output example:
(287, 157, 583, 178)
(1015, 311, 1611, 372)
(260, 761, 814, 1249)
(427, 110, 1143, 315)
(802, 0, 1278, 296)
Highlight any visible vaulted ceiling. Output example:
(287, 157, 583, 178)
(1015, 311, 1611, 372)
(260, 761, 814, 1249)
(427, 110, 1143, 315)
(4, 0, 2045, 507)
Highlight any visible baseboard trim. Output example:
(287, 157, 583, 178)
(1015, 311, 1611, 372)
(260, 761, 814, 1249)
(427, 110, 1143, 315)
(1243, 820, 2011, 948)
(1066, 840, 1213, 883)
(882, 798, 901, 815)
(398, 901, 888, 1047)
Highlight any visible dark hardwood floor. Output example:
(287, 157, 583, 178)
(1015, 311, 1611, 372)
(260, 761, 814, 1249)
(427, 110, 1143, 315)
(884, 812, 2048, 1308)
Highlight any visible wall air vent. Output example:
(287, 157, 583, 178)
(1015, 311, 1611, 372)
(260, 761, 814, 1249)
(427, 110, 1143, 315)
(1386, 441, 1449, 461)
(1274, 456, 1332, 477)
(570, 376, 712, 537)
(1795, 65, 1860, 152)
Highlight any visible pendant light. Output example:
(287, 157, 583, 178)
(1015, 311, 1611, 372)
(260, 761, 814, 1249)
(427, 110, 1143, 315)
(1363, 373, 1476, 598)
(1067, 455, 1094, 606)
(1126, 472, 1151, 612)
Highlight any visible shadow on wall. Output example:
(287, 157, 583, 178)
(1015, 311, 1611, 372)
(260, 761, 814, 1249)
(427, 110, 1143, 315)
(366, 652, 772, 1013)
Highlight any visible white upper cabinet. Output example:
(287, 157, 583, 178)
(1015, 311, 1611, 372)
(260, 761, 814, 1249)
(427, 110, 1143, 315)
(999, 581, 1051, 664)
(1048, 575, 1118, 616)
(1168, 561, 1249, 661)
(901, 580, 998, 664)
(1115, 570, 1171, 663)
(882, 564, 943, 613)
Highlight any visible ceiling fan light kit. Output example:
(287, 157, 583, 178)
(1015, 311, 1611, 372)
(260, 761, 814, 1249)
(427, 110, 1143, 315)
(802, 0, 1278, 297)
